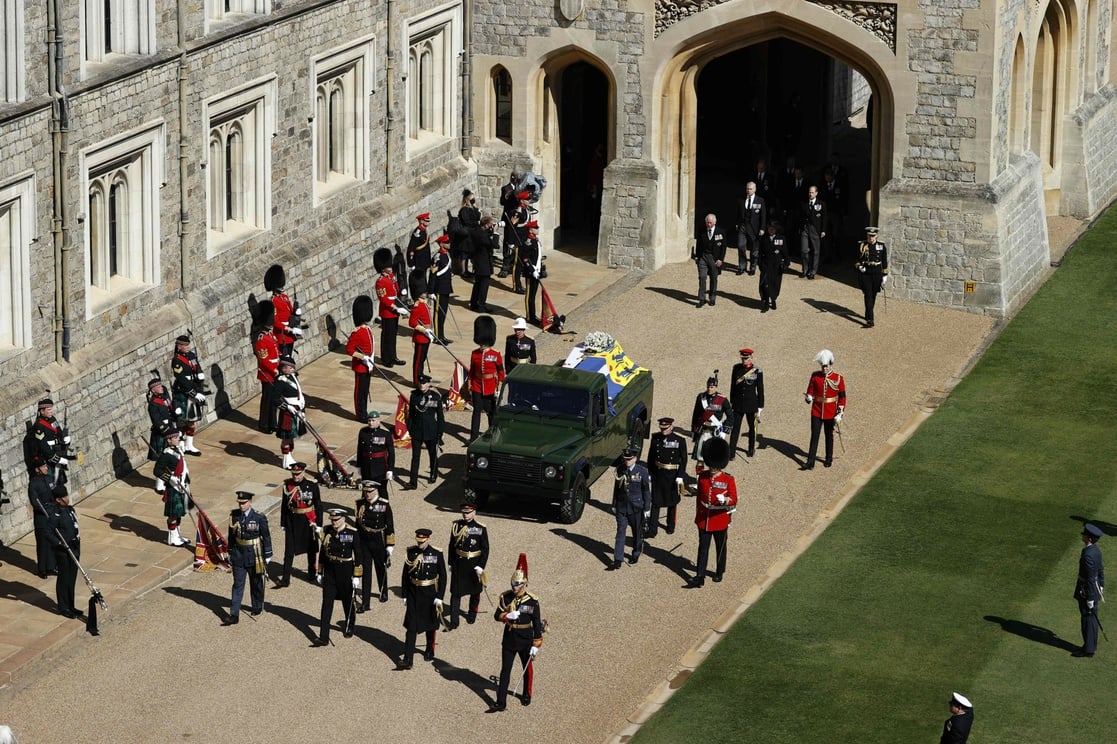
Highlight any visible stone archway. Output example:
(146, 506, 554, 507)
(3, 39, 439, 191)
(652, 10, 902, 266)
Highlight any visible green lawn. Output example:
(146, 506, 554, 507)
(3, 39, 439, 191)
(635, 212, 1117, 743)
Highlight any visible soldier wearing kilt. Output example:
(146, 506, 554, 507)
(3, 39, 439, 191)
(270, 355, 306, 471)
(277, 462, 321, 587)
(398, 528, 447, 668)
(154, 426, 191, 547)
(646, 417, 687, 538)
(224, 491, 272, 625)
(146, 374, 175, 465)
(355, 480, 395, 610)
(312, 509, 363, 645)
(170, 334, 206, 456)
(447, 503, 489, 629)
(26, 398, 70, 487)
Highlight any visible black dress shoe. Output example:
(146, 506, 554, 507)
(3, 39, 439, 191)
(497, 272, 509, 279)
(397, 658, 413, 669)
(824, 460, 832, 468)
(866, 321, 875, 328)
(486, 703, 506, 713)
(712, 574, 723, 583)
(392, 359, 407, 366)
(311, 637, 329, 647)
(408, 481, 418, 490)
(801, 463, 815, 471)
(423, 648, 435, 662)
(356, 604, 367, 614)
(760, 305, 769, 313)
(808, 273, 815, 280)
(379, 589, 389, 603)
(709, 297, 716, 306)
(520, 694, 532, 706)
(770, 301, 777, 310)
(697, 300, 707, 308)
(250, 609, 262, 616)
(275, 578, 290, 588)
(1071, 649, 1095, 657)
(605, 561, 622, 571)
(428, 473, 437, 484)
(748, 269, 756, 276)
(514, 288, 525, 295)
(665, 526, 675, 535)
(222, 616, 239, 626)
(343, 631, 353, 638)
(627, 555, 639, 565)
(466, 614, 476, 624)
(686, 578, 705, 589)
(747, 449, 755, 457)
(60, 610, 75, 619)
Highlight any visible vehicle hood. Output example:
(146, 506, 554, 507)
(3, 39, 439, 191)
(487, 421, 586, 458)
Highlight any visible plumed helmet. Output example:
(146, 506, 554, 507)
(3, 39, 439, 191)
(510, 569, 528, 585)
(264, 264, 286, 292)
(511, 552, 529, 584)
(814, 349, 835, 366)
(474, 315, 497, 347)
(409, 270, 428, 298)
(352, 295, 375, 326)
(374, 247, 393, 272)
(702, 437, 732, 470)
(256, 299, 275, 326)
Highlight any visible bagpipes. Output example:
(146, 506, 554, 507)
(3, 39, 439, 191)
(28, 493, 108, 635)
(291, 408, 359, 489)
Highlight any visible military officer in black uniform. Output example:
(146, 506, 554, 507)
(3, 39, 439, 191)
(690, 375, 734, 466)
(694, 213, 728, 307)
(29, 456, 57, 577)
(430, 233, 454, 343)
(504, 317, 537, 373)
(940, 692, 974, 743)
(447, 503, 489, 629)
(399, 528, 447, 668)
(407, 375, 445, 488)
(45, 485, 82, 618)
(490, 565, 544, 711)
(356, 411, 395, 498)
(729, 348, 765, 459)
(355, 480, 395, 610)
(1073, 523, 1105, 657)
(855, 226, 890, 328)
(146, 374, 176, 467)
(277, 462, 321, 587)
(468, 215, 497, 312)
(799, 185, 827, 279)
(27, 398, 70, 486)
(759, 221, 789, 311)
(312, 508, 363, 646)
(225, 491, 272, 625)
(646, 417, 687, 538)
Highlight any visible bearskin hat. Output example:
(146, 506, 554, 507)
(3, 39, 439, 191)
(256, 299, 275, 326)
(264, 264, 286, 292)
(474, 315, 497, 347)
(409, 270, 428, 298)
(352, 295, 374, 326)
(374, 247, 393, 272)
(701, 437, 732, 470)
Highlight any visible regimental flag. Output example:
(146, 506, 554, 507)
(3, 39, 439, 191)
(445, 360, 472, 411)
(193, 506, 231, 572)
(561, 338, 647, 411)
(393, 394, 412, 449)
(541, 285, 562, 333)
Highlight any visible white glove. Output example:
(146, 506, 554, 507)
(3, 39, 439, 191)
(529, 646, 539, 658)
(532, 271, 540, 280)
(859, 265, 866, 273)
(352, 577, 361, 589)
(386, 546, 394, 558)
(386, 471, 394, 482)
(58, 457, 69, 467)
(397, 307, 410, 317)
(475, 566, 484, 576)
(1087, 600, 1095, 610)
(194, 392, 206, 403)
(291, 327, 304, 337)
(835, 413, 843, 424)
(316, 574, 323, 585)
(675, 477, 684, 485)
(196, 372, 205, 381)
(805, 394, 814, 404)
(364, 355, 375, 368)
(757, 408, 763, 416)
(497, 221, 506, 229)
(294, 307, 303, 316)
(716, 494, 728, 505)
(434, 598, 443, 609)
(881, 275, 889, 286)
(63, 435, 72, 445)
(643, 511, 651, 519)
(505, 610, 520, 621)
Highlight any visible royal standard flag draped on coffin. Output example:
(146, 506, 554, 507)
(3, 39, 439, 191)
(561, 332, 646, 412)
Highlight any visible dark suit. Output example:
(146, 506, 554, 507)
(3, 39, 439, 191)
(799, 199, 827, 277)
(694, 224, 728, 304)
(735, 195, 767, 274)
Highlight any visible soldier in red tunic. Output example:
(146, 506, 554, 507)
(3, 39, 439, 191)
(254, 301, 280, 433)
(375, 247, 409, 368)
(407, 272, 435, 387)
(689, 438, 737, 588)
(469, 315, 505, 441)
(265, 264, 303, 357)
(346, 295, 376, 421)
(803, 348, 846, 470)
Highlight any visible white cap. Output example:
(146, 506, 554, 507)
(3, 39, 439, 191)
(951, 692, 972, 708)
(814, 349, 834, 366)
(512, 317, 528, 330)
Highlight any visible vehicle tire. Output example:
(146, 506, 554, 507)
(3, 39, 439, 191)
(465, 486, 490, 510)
(558, 472, 589, 524)
(628, 415, 646, 449)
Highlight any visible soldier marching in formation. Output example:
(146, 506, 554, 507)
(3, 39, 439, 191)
(504, 317, 536, 373)
(225, 491, 272, 625)
(447, 503, 489, 630)
(398, 527, 447, 668)
(489, 556, 544, 712)
(646, 417, 687, 538)
(691, 374, 734, 467)
(277, 462, 321, 588)
(356, 411, 395, 495)
(854, 226, 889, 328)
(170, 334, 206, 456)
(728, 348, 764, 459)
(355, 480, 396, 611)
(153, 426, 191, 547)
(312, 508, 363, 646)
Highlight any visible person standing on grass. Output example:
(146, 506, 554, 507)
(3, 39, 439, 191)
(940, 692, 973, 743)
(1073, 523, 1105, 657)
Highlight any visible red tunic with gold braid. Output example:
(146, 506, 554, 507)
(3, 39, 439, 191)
(272, 292, 297, 347)
(805, 370, 846, 420)
(469, 347, 505, 396)
(345, 324, 375, 373)
(695, 470, 737, 532)
(375, 273, 402, 320)
(409, 301, 432, 345)
(254, 330, 280, 383)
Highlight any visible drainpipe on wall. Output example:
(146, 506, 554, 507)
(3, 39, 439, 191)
(385, 0, 396, 193)
(460, 0, 473, 160)
(177, 0, 190, 295)
(47, 0, 71, 362)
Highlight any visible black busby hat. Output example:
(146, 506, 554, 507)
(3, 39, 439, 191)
(352, 295, 374, 326)
(264, 264, 286, 292)
(409, 270, 428, 298)
(702, 437, 732, 470)
(256, 299, 275, 326)
(474, 315, 497, 347)
(374, 247, 393, 273)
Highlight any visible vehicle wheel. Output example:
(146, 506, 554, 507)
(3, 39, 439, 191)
(628, 415, 646, 449)
(464, 486, 490, 510)
(558, 472, 589, 524)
